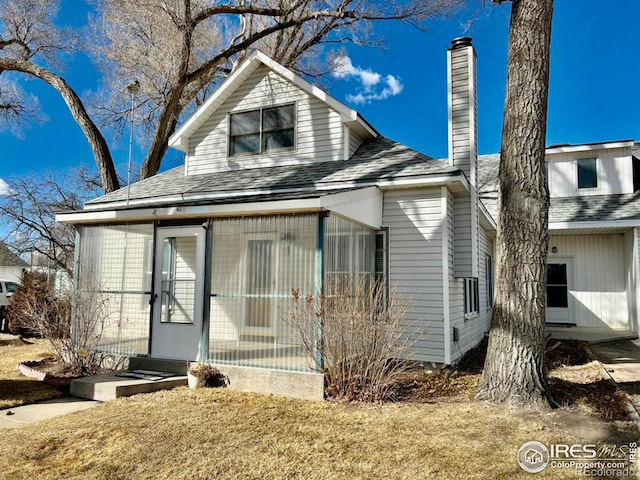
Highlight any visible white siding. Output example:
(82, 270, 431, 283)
(448, 223, 493, 364)
(549, 235, 629, 329)
(348, 129, 363, 158)
(547, 146, 634, 197)
(0, 266, 23, 284)
(186, 66, 343, 175)
(625, 228, 640, 334)
(383, 188, 445, 363)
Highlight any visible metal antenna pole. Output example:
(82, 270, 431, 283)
(126, 81, 140, 206)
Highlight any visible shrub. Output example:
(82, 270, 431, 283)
(288, 276, 416, 402)
(187, 363, 229, 387)
(7, 270, 115, 375)
(7, 272, 68, 339)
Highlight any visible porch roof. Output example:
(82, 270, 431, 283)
(83, 136, 462, 211)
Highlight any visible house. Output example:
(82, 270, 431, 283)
(0, 241, 27, 284)
(57, 38, 640, 400)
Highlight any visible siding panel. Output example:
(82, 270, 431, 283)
(549, 235, 629, 329)
(383, 188, 445, 363)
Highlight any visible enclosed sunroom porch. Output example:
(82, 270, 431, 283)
(74, 211, 381, 377)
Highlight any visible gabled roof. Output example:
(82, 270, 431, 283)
(169, 50, 378, 152)
(86, 136, 461, 210)
(0, 242, 27, 268)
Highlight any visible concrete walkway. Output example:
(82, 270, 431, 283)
(0, 397, 99, 428)
(590, 338, 640, 415)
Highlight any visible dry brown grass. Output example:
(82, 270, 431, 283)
(0, 337, 64, 409)
(0, 340, 637, 479)
(0, 387, 636, 480)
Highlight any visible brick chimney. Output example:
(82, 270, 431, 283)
(448, 37, 479, 279)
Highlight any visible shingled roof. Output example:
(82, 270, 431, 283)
(87, 136, 460, 209)
(477, 152, 640, 224)
(0, 242, 27, 268)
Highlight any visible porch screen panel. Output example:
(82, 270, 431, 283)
(76, 223, 153, 356)
(208, 215, 317, 371)
(324, 214, 376, 294)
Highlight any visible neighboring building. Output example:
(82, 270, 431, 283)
(479, 141, 640, 334)
(0, 242, 27, 284)
(57, 38, 640, 399)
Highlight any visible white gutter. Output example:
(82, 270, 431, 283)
(549, 219, 640, 230)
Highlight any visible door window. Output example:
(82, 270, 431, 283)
(547, 263, 568, 308)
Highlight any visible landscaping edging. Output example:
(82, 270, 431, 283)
(17, 361, 81, 387)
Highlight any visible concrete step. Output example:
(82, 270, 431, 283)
(70, 371, 187, 402)
(129, 357, 188, 375)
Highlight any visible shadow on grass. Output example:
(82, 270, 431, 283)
(550, 377, 629, 420)
(0, 379, 65, 409)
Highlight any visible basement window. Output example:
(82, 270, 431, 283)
(577, 157, 597, 189)
(229, 104, 295, 156)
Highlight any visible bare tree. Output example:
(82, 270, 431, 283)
(0, 168, 102, 276)
(475, 0, 554, 408)
(1, 0, 462, 192)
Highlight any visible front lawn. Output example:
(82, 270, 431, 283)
(0, 337, 64, 409)
(0, 387, 637, 480)
(0, 339, 636, 479)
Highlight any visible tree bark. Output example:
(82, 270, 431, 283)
(0, 59, 120, 193)
(475, 0, 554, 408)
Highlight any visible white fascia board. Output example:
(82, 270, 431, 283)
(549, 219, 640, 230)
(478, 202, 496, 231)
(545, 140, 634, 155)
(377, 174, 470, 192)
(56, 198, 323, 225)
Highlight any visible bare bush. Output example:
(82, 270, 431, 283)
(7, 270, 115, 375)
(288, 276, 415, 402)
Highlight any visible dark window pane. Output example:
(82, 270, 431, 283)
(231, 134, 260, 154)
(230, 111, 260, 135)
(263, 105, 294, 131)
(577, 158, 597, 188)
(547, 263, 567, 285)
(547, 286, 568, 308)
(263, 129, 294, 151)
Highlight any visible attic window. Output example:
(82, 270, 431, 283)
(229, 104, 295, 156)
(577, 157, 597, 189)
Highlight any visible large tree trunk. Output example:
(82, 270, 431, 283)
(475, 0, 554, 408)
(0, 59, 120, 193)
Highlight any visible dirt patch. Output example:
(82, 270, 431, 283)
(395, 339, 634, 422)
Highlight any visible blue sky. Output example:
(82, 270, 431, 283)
(1, 1, 639, 187)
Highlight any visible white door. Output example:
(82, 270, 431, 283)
(151, 226, 205, 360)
(546, 259, 574, 325)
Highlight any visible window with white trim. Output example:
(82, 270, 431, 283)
(229, 104, 295, 156)
(464, 277, 479, 317)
